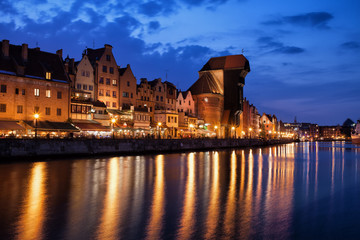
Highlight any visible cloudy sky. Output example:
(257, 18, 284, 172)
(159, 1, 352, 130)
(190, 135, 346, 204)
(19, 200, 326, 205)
(1, 0, 359, 125)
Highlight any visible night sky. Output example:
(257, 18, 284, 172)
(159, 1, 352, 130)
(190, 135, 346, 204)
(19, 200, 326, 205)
(1, 0, 359, 125)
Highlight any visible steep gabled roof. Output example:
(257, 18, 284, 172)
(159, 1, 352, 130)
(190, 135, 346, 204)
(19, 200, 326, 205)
(200, 54, 250, 72)
(86, 47, 105, 65)
(0, 42, 69, 82)
(188, 72, 223, 95)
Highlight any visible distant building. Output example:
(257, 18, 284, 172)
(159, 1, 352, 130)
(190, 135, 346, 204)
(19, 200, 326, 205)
(260, 113, 278, 139)
(119, 64, 137, 108)
(136, 78, 155, 123)
(176, 90, 195, 115)
(188, 54, 250, 138)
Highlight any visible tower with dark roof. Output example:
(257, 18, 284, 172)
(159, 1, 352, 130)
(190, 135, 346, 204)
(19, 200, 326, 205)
(188, 54, 250, 138)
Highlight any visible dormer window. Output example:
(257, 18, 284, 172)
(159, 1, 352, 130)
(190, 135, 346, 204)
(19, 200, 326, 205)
(46, 72, 51, 79)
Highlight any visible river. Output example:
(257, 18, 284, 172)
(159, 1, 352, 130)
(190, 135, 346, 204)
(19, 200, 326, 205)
(1, 141, 360, 239)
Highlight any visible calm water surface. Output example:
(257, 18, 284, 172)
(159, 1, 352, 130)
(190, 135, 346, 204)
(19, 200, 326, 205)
(1, 142, 360, 239)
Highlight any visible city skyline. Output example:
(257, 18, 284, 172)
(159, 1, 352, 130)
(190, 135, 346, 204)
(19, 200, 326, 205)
(1, 0, 359, 125)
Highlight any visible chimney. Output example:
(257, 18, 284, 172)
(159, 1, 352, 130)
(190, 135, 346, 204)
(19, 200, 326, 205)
(56, 49, 63, 59)
(2, 39, 9, 57)
(22, 43, 28, 62)
(104, 44, 113, 49)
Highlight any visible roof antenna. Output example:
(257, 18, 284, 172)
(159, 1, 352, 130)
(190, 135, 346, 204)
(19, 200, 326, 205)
(242, 48, 245, 54)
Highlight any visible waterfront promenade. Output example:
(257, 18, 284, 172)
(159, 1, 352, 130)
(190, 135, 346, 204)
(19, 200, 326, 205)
(0, 138, 292, 159)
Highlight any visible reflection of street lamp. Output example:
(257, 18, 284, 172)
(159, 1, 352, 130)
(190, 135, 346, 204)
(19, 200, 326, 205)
(158, 122, 162, 139)
(34, 113, 39, 139)
(111, 118, 116, 139)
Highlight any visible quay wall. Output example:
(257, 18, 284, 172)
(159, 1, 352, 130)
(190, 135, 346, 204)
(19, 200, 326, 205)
(0, 138, 293, 159)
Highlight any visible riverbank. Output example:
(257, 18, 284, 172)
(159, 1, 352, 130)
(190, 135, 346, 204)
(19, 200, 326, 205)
(0, 138, 293, 160)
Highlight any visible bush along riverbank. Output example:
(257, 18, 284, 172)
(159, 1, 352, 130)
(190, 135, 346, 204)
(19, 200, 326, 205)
(0, 138, 294, 160)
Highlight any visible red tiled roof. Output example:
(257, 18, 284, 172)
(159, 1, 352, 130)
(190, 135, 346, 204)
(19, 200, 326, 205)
(200, 54, 250, 71)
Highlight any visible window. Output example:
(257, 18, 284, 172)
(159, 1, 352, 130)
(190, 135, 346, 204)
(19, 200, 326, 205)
(112, 102, 116, 108)
(150, 107, 152, 112)
(160, 96, 163, 102)
(81, 70, 85, 76)
(102, 65, 107, 73)
(22, 89, 25, 95)
(131, 93, 133, 98)
(15, 88, 19, 95)
(83, 84, 87, 90)
(189, 101, 191, 106)
(45, 107, 51, 115)
(106, 101, 110, 107)
(34, 106, 39, 113)
(127, 81, 130, 87)
(109, 67, 114, 74)
(34, 88, 40, 97)
(57, 108, 61, 116)
(106, 55, 111, 61)
(46, 90, 51, 98)
(122, 92, 129, 98)
(112, 79, 117, 86)
(112, 91, 116, 98)
(0, 104, 6, 112)
(99, 89, 104, 96)
(106, 78, 110, 85)
(156, 96, 159, 101)
(46, 72, 51, 79)
(57, 91, 62, 99)
(168, 116, 170, 122)
(0, 85, 6, 93)
(86, 71, 90, 77)
(175, 117, 177, 123)
(167, 99, 169, 104)
(99, 77, 104, 84)
(141, 96, 143, 100)
(106, 90, 110, 97)
(89, 85, 93, 91)
(77, 84, 81, 89)
(179, 101, 182, 105)
(16, 105, 23, 113)
(158, 87, 161, 92)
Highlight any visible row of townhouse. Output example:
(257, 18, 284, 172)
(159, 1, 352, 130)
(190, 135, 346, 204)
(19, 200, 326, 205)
(0, 40, 201, 138)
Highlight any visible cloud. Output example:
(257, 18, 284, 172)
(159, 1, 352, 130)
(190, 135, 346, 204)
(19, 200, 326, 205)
(257, 37, 305, 54)
(263, 12, 334, 29)
(148, 21, 161, 32)
(340, 41, 360, 49)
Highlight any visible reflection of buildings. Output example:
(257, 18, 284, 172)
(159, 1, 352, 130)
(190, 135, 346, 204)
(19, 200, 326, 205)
(188, 55, 250, 138)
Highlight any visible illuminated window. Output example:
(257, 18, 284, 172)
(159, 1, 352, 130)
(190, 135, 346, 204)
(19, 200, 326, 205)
(112, 79, 117, 86)
(34, 88, 40, 96)
(46, 72, 51, 79)
(46, 90, 51, 98)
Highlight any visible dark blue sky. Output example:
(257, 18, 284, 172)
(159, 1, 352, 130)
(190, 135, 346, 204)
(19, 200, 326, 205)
(1, 0, 359, 125)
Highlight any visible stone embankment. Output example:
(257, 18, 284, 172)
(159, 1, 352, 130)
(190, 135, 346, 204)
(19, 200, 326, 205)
(0, 138, 293, 160)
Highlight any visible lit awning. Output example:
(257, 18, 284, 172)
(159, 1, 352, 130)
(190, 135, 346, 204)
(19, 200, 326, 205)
(0, 121, 25, 130)
(23, 121, 79, 132)
(73, 122, 109, 131)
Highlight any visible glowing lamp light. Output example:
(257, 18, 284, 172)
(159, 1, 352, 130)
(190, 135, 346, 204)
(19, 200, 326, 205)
(34, 113, 39, 119)
(214, 125, 218, 129)
(158, 122, 162, 127)
(231, 126, 235, 130)
(111, 118, 116, 124)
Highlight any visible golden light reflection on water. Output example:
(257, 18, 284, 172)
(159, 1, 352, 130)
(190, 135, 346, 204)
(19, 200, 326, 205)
(146, 155, 165, 240)
(205, 151, 220, 239)
(96, 158, 120, 240)
(16, 162, 47, 240)
(223, 151, 237, 239)
(177, 153, 196, 239)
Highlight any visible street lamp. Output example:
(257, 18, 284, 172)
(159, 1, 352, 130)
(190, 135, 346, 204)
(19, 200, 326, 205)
(231, 126, 235, 138)
(158, 122, 162, 139)
(34, 113, 39, 139)
(111, 118, 116, 139)
(189, 124, 194, 138)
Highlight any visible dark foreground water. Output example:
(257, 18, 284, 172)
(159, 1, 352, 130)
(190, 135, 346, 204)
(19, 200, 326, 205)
(1, 142, 360, 240)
